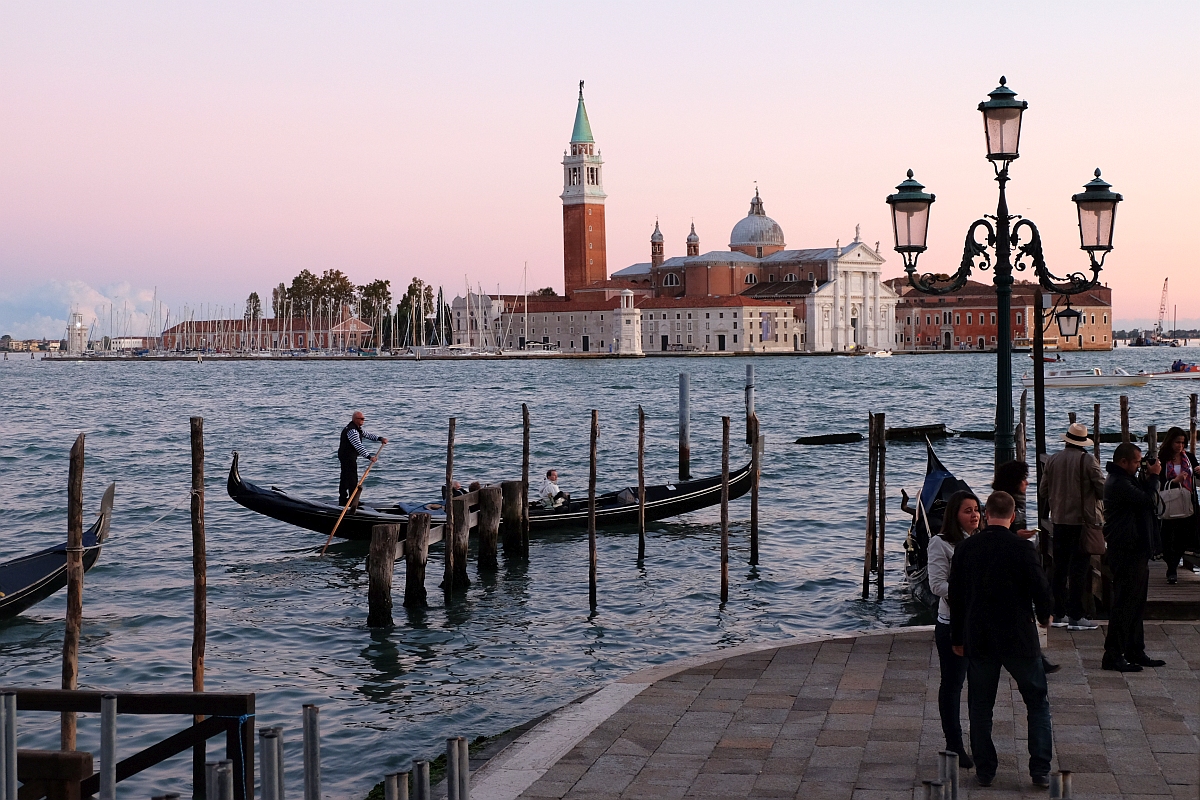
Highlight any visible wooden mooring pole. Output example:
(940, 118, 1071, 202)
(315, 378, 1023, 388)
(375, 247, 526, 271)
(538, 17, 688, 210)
(1120, 395, 1130, 443)
(191, 417, 208, 796)
(637, 405, 646, 561)
(862, 414, 877, 601)
(443, 418, 456, 600)
(588, 410, 598, 609)
(750, 413, 760, 567)
(1146, 426, 1159, 463)
(1068, 411, 1077, 425)
(521, 404, 530, 556)
(679, 373, 691, 481)
(404, 514, 430, 609)
(500, 481, 523, 555)
(478, 486, 501, 571)
(1191, 394, 1197, 456)
(720, 416, 730, 603)
(1016, 389, 1027, 464)
(875, 412, 886, 602)
(367, 524, 399, 628)
(745, 364, 755, 445)
(451, 495, 470, 590)
(1094, 404, 1101, 463)
(62, 433, 85, 750)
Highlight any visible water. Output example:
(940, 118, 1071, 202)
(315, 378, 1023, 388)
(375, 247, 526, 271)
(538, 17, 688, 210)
(0, 347, 1194, 796)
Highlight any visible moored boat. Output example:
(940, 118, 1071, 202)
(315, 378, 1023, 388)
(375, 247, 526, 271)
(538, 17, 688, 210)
(227, 452, 753, 541)
(1140, 360, 1200, 380)
(0, 484, 115, 621)
(903, 443, 971, 610)
(1019, 367, 1150, 389)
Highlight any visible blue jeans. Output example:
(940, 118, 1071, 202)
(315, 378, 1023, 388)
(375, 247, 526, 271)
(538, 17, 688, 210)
(967, 655, 1053, 780)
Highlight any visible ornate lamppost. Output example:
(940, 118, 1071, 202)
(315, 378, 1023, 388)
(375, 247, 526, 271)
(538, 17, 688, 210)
(886, 77, 1123, 469)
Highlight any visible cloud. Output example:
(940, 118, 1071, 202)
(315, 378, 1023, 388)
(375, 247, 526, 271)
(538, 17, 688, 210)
(0, 280, 165, 340)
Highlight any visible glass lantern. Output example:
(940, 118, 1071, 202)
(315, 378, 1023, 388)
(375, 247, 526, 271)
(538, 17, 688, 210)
(979, 77, 1028, 162)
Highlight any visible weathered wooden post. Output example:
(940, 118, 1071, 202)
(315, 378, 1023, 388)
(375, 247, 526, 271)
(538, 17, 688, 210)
(62, 433, 84, 750)
(500, 481, 522, 554)
(478, 486, 501, 570)
(1016, 389, 1027, 464)
(1146, 426, 1158, 462)
(190, 417, 208, 797)
(404, 513, 430, 608)
(521, 404, 530, 556)
(1120, 395, 1130, 443)
(443, 418, 456, 599)
(302, 704, 321, 800)
(1068, 411, 1076, 425)
(862, 413, 877, 600)
(749, 413, 760, 567)
(588, 410, 598, 609)
(875, 412, 886, 602)
(745, 364, 755, 445)
(678, 373, 691, 481)
(637, 406, 646, 561)
(720, 416, 730, 603)
(1191, 394, 1197, 456)
(451, 495, 471, 590)
(1094, 403, 1102, 463)
(368, 524, 399, 627)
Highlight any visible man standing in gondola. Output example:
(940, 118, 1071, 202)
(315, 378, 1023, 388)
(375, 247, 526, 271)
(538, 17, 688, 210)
(339, 411, 387, 507)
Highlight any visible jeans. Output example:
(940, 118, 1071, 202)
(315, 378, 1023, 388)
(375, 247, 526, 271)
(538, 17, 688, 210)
(967, 655, 1053, 780)
(934, 622, 967, 749)
(1051, 524, 1090, 620)
(339, 459, 359, 506)
(1104, 555, 1149, 660)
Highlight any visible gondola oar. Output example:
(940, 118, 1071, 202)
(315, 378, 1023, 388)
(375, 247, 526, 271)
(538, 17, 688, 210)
(320, 442, 386, 556)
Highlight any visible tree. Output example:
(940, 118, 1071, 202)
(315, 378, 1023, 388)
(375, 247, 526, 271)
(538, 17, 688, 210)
(535, 287, 557, 296)
(271, 283, 288, 317)
(288, 270, 320, 317)
(245, 292, 263, 322)
(318, 269, 356, 314)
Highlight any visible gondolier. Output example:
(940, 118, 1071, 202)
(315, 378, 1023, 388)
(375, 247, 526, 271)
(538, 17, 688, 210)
(338, 411, 388, 506)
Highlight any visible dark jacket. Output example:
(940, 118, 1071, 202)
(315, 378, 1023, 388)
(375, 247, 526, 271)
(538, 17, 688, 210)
(1104, 462, 1159, 558)
(949, 524, 1053, 658)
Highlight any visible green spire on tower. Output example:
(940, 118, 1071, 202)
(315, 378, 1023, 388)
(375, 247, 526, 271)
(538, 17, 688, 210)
(571, 80, 594, 144)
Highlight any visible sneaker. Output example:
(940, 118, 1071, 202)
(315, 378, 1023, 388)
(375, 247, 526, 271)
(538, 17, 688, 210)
(1031, 774, 1050, 788)
(1102, 655, 1143, 672)
(1068, 617, 1099, 631)
(1049, 620, 1069, 628)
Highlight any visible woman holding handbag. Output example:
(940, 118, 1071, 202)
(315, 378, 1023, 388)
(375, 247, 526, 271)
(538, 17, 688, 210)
(1157, 427, 1199, 584)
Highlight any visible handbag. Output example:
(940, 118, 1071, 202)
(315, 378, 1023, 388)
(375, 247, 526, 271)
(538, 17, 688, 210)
(1158, 479, 1194, 520)
(1078, 452, 1107, 556)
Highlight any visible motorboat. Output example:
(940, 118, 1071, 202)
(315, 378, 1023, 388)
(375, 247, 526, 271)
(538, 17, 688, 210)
(1140, 361, 1200, 381)
(1019, 368, 1150, 389)
(867, 350, 893, 358)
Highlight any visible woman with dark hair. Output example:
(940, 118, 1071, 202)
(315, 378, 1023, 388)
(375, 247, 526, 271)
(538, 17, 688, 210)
(927, 489, 981, 769)
(993, 460, 1032, 535)
(1157, 427, 1199, 584)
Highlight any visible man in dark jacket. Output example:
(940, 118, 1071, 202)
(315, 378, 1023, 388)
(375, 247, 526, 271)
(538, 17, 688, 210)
(1102, 442, 1166, 672)
(338, 411, 387, 506)
(950, 491, 1054, 788)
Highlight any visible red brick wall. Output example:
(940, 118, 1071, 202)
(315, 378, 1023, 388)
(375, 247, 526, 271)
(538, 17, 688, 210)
(563, 203, 606, 296)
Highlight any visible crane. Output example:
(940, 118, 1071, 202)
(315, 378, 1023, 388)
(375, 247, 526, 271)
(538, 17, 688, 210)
(1155, 278, 1169, 341)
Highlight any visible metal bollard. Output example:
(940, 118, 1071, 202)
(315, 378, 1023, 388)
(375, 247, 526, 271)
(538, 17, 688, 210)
(937, 750, 959, 800)
(413, 760, 430, 800)
(205, 761, 220, 800)
(445, 738, 460, 800)
(270, 726, 285, 799)
(1049, 772, 1062, 799)
(216, 761, 235, 800)
(101, 694, 118, 800)
(457, 736, 469, 800)
(2, 692, 16, 800)
(260, 730, 281, 800)
(302, 705, 321, 800)
(1061, 770, 1072, 799)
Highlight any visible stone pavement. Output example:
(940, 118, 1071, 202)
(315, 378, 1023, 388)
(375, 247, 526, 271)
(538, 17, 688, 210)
(471, 624, 1200, 800)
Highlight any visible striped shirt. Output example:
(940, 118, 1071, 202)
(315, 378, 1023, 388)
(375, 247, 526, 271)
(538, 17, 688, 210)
(346, 427, 382, 458)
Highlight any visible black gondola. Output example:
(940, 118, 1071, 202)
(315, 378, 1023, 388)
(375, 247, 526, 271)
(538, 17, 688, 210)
(0, 484, 115, 622)
(227, 451, 754, 542)
(903, 441, 971, 609)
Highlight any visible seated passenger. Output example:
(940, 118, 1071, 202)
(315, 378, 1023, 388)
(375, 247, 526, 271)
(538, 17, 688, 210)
(539, 469, 567, 509)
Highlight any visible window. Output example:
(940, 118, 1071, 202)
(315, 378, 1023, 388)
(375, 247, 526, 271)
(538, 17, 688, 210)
(955, 314, 961, 325)
(990, 313, 996, 325)
(706, 335, 711, 344)
(676, 313, 681, 319)
(808, 272, 814, 281)
(785, 273, 797, 282)
(1103, 314, 1108, 324)
(733, 335, 738, 343)
(769, 274, 776, 282)
(733, 312, 738, 318)
(705, 322, 710, 329)
(687, 313, 692, 319)
(705, 313, 710, 318)
(663, 273, 680, 287)
(967, 313, 972, 325)
(745, 274, 758, 284)
(687, 322, 692, 331)
(687, 335, 692, 344)
(1090, 314, 1096, 325)
(1016, 313, 1023, 325)
(926, 315, 931, 325)
(1091, 335, 1096, 342)
(719, 313, 724, 319)
(756, 246, 763, 258)
(906, 316, 911, 326)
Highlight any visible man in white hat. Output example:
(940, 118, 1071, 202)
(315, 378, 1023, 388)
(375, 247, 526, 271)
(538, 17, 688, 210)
(1041, 422, 1106, 631)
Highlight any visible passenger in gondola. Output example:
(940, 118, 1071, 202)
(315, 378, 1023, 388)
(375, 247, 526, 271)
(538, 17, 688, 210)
(539, 469, 567, 509)
(338, 411, 388, 507)
(927, 489, 980, 771)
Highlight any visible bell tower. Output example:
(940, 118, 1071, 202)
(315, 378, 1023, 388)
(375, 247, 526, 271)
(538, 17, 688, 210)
(561, 81, 607, 296)
(650, 221, 664, 268)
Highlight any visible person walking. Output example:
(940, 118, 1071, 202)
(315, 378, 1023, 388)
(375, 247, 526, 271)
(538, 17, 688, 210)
(338, 411, 387, 506)
(950, 491, 1054, 789)
(1156, 427, 1199, 584)
(1102, 442, 1167, 672)
(927, 490, 980, 770)
(1040, 423, 1105, 631)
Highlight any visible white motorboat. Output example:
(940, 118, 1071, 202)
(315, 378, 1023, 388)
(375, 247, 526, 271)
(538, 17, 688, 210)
(868, 350, 893, 358)
(1139, 362, 1200, 380)
(1020, 368, 1150, 389)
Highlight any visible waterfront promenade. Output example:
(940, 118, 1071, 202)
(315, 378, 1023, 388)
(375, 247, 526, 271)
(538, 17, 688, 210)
(471, 624, 1200, 800)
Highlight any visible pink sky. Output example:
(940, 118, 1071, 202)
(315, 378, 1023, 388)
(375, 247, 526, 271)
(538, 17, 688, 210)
(1, 2, 1196, 335)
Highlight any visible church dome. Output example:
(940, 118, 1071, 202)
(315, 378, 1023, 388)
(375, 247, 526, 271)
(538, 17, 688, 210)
(650, 220, 664, 243)
(729, 189, 785, 249)
(686, 222, 699, 244)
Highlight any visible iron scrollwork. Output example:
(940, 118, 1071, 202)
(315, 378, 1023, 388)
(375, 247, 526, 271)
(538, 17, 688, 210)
(1011, 218, 1101, 295)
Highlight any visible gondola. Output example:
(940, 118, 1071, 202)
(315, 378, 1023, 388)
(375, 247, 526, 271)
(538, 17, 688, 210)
(1, 484, 115, 622)
(227, 451, 754, 541)
(902, 442, 971, 610)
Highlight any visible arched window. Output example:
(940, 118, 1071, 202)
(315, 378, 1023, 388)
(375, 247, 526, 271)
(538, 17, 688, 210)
(784, 273, 798, 282)
(744, 274, 758, 285)
(663, 273, 681, 287)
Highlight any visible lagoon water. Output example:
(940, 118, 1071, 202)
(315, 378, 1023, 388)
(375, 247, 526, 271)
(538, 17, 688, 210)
(1, 348, 1195, 796)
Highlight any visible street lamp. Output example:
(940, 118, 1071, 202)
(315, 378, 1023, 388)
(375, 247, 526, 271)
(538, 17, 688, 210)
(886, 76, 1123, 469)
(1055, 302, 1082, 339)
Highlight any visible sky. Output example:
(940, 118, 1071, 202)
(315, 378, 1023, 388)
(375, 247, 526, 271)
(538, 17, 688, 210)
(1, 1, 1197, 338)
